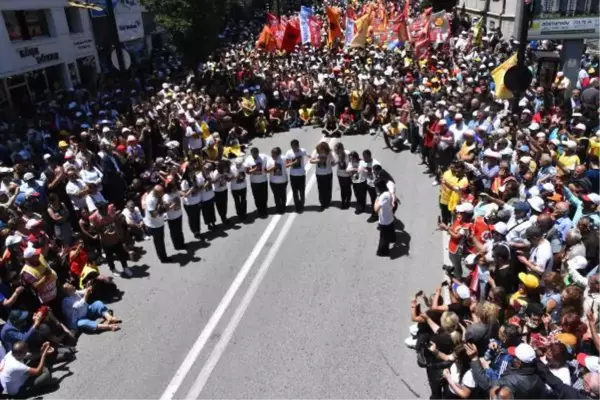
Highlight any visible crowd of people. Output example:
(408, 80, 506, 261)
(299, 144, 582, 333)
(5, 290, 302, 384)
(0, 0, 597, 397)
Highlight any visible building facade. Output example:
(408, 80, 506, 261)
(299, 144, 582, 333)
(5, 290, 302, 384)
(0, 0, 100, 110)
(461, 0, 522, 39)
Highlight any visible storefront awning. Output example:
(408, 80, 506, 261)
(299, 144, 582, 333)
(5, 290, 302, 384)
(67, 1, 104, 11)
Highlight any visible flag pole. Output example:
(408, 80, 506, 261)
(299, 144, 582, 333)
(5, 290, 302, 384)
(511, 0, 531, 113)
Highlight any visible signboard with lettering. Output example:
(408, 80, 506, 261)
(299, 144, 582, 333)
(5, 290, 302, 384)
(73, 38, 95, 56)
(89, 0, 144, 18)
(16, 45, 61, 68)
(528, 1, 599, 40)
(115, 14, 144, 42)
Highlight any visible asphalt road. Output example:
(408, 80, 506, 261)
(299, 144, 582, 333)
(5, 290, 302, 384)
(47, 127, 443, 399)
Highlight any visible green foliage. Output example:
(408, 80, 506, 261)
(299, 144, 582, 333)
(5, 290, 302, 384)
(140, 0, 231, 65)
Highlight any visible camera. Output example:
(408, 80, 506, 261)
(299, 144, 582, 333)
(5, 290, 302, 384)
(442, 264, 455, 276)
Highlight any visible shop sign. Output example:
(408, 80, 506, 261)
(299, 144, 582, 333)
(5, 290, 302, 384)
(116, 14, 144, 42)
(17, 46, 60, 65)
(74, 38, 94, 55)
(528, 17, 599, 40)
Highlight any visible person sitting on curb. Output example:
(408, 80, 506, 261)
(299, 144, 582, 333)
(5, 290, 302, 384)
(61, 283, 121, 335)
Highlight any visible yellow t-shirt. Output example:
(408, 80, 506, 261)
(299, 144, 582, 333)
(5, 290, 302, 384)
(440, 170, 467, 207)
(350, 91, 361, 110)
(588, 138, 600, 158)
(299, 108, 312, 121)
(558, 154, 580, 170)
(200, 121, 211, 140)
(241, 96, 255, 117)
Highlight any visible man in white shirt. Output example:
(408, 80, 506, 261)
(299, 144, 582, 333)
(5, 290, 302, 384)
(518, 226, 553, 275)
(244, 147, 269, 218)
(359, 149, 381, 222)
(143, 185, 170, 262)
(65, 170, 87, 212)
(285, 139, 307, 212)
(267, 147, 288, 214)
(0, 341, 55, 396)
(374, 179, 396, 257)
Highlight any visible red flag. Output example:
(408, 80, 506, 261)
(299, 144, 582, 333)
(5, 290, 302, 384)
(397, 20, 409, 42)
(281, 19, 300, 52)
(267, 12, 279, 28)
(402, 0, 410, 20)
(308, 15, 321, 47)
(346, 5, 357, 21)
(326, 6, 343, 45)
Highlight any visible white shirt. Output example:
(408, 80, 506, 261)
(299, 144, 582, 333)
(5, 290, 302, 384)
(449, 122, 469, 146)
(0, 352, 30, 395)
(230, 164, 247, 190)
(85, 192, 106, 212)
(335, 151, 351, 177)
(122, 207, 143, 225)
(80, 167, 103, 189)
(61, 291, 88, 330)
(267, 156, 288, 184)
(347, 160, 365, 183)
(162, 192, 183, 220)
(66, 179, 87, 210)
(143, 193, 166, 228)
(447, 364, 476, 396)
(187, 136, 203, 150)
(359, 159, 381, 187)
(529, 239, 553, 273)
(180, 180, 201, 205)
(378, 192, 394, 225)
(195, 172, 215, 202)
(211, 170, 231, 192)
(311, 150, 334, 175)
(285, 148, 307, 176)
(244, 154, 268, 184)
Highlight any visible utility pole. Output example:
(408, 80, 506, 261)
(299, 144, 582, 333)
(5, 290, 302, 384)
(511, 0, 532, 113)
(105, 0, 127, 77)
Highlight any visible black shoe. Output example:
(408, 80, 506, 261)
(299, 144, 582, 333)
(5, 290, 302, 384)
(161, 256, 174, 263)
(194, 232, 202, 239)
(376, 251, 390, 257)
(354, 208, 364, 215)
(367, 215, 378, 223)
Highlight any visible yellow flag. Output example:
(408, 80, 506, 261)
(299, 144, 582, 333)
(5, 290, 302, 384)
(491, 53, 518, 99)
(350, 14, 372, 48)
(473, 18, 483, 47)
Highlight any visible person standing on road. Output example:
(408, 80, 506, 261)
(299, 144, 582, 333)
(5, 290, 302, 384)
(163, 182, 186, 251)
(230, 158, 248, 221)
(196, 165, 217, 230)
(245, 147, 269, 218)
(143, 185, 170, 263)
(373, 164, 398, 213)
(347, 151, 367, 214)
(359, 149, 381, 223)
(285, 139, 307, 212)
(180, 168, 202, 239)
(374, 179, 396, 257)
(211, 160, 232, 225)
(267, 147, 288, 214)
(311, 141, 335, 210)
(334, 142, 352, 209)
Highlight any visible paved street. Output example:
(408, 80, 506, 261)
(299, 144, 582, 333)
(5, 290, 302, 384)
(48, 127, 443, 399)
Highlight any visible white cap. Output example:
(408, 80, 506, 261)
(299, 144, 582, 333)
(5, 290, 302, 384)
(519, 156, 532, 164)
(565, 140, 577, 149)
(4, 235, 22, 247)
(43, 154, 51, 160)
(528, 186, 540, 197)
(527, 196, 545, 212)
(493, 222, 508, 235)
(536, 131, 546, 138)
(583, 193, 600, 205)
(567, 255, 588, 270)
(23, 172, 34, 181)
(438, 120, 447, 126)
(541, 183, 555, 192)
(23, 245, 40, 258)
(528, 122, 540, 131)
(454, 284, 471, 299)
(455, 202, 474, 213)
(122, 127, 131, 133)
(102, 126, 110, 133)
(127, 135, 136, 142)
(575, 123, 586, 130)
(25, 218, 42, 230)
(464, 254, 478, 265)
(521, 108, 531, 114)
(515, 343, 536, 363)
(454, 113, 463, 120)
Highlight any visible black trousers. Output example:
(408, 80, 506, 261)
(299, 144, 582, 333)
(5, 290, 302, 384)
(232, 188, 247, 220)
(338, 176, 352, 207)
(148, 225, 168, 262)
(184, 203, 201, 235)
(103, 242, 128, 271)
(201, 198, 216, 225)
(214, 190, 228, 223)
(316, 173, 333, 208)
(440, 203, 452, 225)
(290, 175, 306, 210)
(167, 216, 185, 250)
(270, 181, 288, 214)
(251, 181, 269, 215)
(353, 181, 367, 211)
(367, 185, 377, 214)
(377, 222, 396, 256)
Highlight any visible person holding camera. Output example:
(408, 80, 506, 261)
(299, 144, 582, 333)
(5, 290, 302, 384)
(0, 340, 56, 396)
(373, 178, 395, 257)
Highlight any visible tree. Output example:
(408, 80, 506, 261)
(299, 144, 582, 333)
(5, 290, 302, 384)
(140, 0, 230, 66)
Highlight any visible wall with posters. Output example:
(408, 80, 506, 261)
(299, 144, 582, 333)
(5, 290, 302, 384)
(463, 0, 519, 39)
(89, 0, 145, 42)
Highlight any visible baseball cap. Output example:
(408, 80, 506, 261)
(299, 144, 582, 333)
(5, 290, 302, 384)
(493, 222, 508, 235)
(455, 203, 474, 213)
(513, 201, 531, 214)
(518, 272, 539, 289)
(528, 122, 540, 131)
(519, 144, 530, 152)
(513, 343, 536, 363)
(23, 172, 34, 181)
(4, 235, 22, 247)
(452, 284, 471, 300)
(527, 196, 545, 213)
(582, 193, 600, 205)
(23, 245, 41, 258)
(575, 123, 586, 131)
(577, 353, 599, 373)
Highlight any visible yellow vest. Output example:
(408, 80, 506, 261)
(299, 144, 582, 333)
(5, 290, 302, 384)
(242, 97, 255, 117)
(21, 255, 58, 303)
(80, 263, 100, 288)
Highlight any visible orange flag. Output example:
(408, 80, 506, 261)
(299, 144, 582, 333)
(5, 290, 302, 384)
(326, 6, 343, 45)
(256, 25, 277, 52)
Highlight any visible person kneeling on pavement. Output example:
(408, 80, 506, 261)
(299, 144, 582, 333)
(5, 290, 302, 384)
(61, 283, 121, 334)
(0, 341, 56, 396)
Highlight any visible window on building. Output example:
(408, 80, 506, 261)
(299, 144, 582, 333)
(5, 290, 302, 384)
(2, 10, 51, 41)
(65, 7, 83, 34)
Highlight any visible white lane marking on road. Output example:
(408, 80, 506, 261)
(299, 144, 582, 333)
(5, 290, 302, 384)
(184, 165, 322, 399)
(160, 136, 333, 400)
